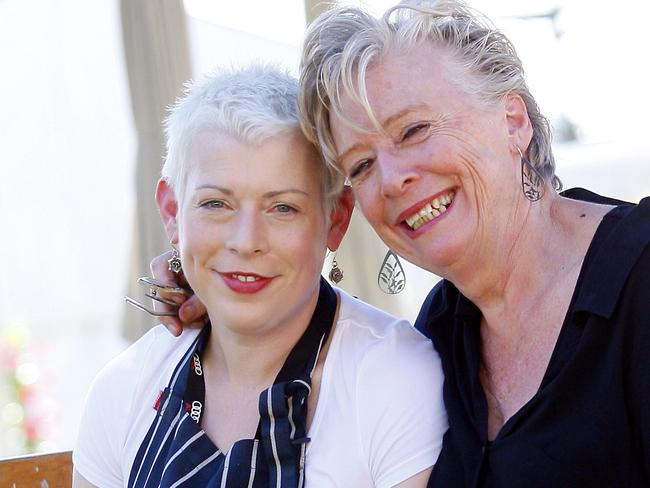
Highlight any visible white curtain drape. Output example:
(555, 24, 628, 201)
(120, 0, 192, 340)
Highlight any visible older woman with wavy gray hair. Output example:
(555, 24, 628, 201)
(299, 0, 650, 485)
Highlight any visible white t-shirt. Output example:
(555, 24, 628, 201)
(74, 289, 447, 487)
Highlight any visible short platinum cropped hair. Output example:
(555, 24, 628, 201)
(299, 0, 561, 190)
(162, 64, 345, 207)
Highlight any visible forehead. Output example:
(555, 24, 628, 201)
(333, 43, 475, 135)
(188, 129, 323, 190)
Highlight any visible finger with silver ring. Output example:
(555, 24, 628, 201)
(137, 276, 191, 296)
(145, 290, 181, 307)
(124, 296, 179, 317)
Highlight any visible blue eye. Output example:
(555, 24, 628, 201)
(201, 200, 225, 209)
(275, 204, 295, 213)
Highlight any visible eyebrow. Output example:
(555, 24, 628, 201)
(195, 184, 310, 198)
(337, 103, 431, 162)
(195, 184, 233, 195)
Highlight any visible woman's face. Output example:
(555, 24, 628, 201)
(330, 44, 528, 276)
(168, 131, 340, 336)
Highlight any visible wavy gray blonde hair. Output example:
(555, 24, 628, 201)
(299, 0, 561, 190)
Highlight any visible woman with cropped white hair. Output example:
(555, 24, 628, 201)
(72, 64, 447, 488)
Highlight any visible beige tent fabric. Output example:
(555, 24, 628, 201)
(120, 0, 192, 341)
(303, 0, 331, 25)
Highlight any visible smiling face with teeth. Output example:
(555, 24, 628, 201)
(330, 44, 533, 276)
(404, 191, 455, 231)
(157, 129, 352, 336)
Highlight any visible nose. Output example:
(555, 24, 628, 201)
(225, 208, 268, 256)
(377, 148, 418, 198)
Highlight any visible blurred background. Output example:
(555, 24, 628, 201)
(1, 0, 648, 457)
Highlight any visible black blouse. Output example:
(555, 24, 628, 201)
(416, 188, 650, 487)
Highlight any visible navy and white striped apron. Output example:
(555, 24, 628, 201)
(128, 278, 337, 488)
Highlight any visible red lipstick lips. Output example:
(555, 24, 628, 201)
(220, 272, 273, 294)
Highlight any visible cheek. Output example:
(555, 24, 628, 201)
(178, 217, 215, 258)
(279, 224, 328, 270)
(353, 185, 383, 225)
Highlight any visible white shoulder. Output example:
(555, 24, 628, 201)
(73, 326, 201, 487)
(334, 289, 447, 487)
(335, 288, 440, 354)
(84, 326, 198, 414)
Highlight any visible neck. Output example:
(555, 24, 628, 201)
(449, 193, 608, 335)
(201, 287, 321, 390)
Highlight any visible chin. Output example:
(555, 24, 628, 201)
(411, 244, 463, 276)
(207, 301, 261, 328)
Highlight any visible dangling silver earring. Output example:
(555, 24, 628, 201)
(378, 250, 405, 294)
(517, 146, 545, 202)
(167, 246, 182, 274)
(328, 252, 344, 284)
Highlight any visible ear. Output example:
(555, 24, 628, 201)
(155, 178, 180, 244)
(327, 186, 355, 251)
(505, 94, 533, 151)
